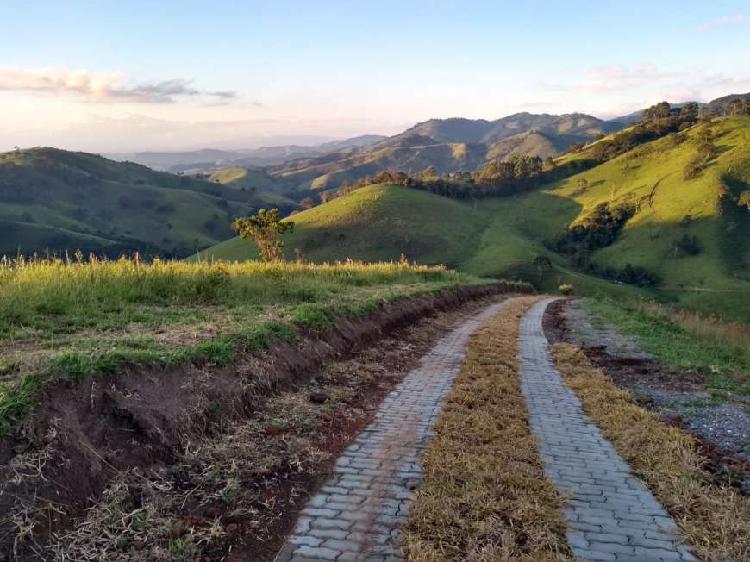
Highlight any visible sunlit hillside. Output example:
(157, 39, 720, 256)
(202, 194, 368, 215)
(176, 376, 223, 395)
(201, 117, 750, 321)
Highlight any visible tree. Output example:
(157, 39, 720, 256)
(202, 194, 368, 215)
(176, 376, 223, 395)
(300, 197, 315, 210)
(420, 165, 438, 179)
(726, 99, 750, 116)
(231, 208, 294, 262)
(680, 102, 699, 121)
(643, 101, 671, 122)
(654, 101, 672, 119)
(533, 255, 552, 281)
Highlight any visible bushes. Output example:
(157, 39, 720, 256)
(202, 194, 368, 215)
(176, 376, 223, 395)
(551, 203, 635, 254)
(673, 234, 702, 256)
(558, 284, 574, 296)
(588, 115, 695, 163)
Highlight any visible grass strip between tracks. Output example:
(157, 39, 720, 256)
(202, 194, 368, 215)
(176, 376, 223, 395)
(406, 296, 573, 561)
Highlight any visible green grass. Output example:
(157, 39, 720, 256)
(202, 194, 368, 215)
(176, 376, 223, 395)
(0, 147, 284, 257)
(195, 184, 488, 268)
(0, 256, 494, 434)
(585, 297, 750, 395)
(206, 167, 300, 208)
(201, 117, 750, 322)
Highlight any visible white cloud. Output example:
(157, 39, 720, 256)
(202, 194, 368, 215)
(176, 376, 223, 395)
(0, 66, 235, 103)
(697, 14, 745, 32)
(541, 64, 686, 94)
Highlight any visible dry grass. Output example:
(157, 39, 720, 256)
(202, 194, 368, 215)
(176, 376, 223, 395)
(406, 297, 573, 561)
(637, 300, 750, 352)
(551, 342, 750, 562)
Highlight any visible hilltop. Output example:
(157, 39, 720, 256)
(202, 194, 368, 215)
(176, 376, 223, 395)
(271, 112, 622, 190)
(200, 116, 750, 321)
(0, 147, 289, 257)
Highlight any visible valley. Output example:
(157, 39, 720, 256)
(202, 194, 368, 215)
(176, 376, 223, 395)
(2, 80, 750, 560)
(198, 115, 750, 322)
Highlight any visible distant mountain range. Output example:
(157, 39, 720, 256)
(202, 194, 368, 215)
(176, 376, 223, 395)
(107, 135, 386, 173)
(4, 91, 749, 260)
(270, 112, 623, 189)
(200, 114, 750, 322)
(106, 93, 750, 195)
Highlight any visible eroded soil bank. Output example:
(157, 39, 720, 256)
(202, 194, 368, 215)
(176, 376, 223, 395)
(544, 299, 750, 494)
(0, 283, 523, 560)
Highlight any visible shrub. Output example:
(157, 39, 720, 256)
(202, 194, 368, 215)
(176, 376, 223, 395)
(673, 234, 702, 256)
(552, 203, 635, 254)
(558, 284, 574, 296)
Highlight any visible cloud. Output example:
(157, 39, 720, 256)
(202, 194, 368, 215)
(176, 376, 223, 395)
(577, 64, 685, 93)
(697, 14, 745, 32)
(0, 66, 235, 103)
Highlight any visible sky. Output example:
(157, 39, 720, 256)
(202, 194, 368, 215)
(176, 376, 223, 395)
(1, 0, 749, 152)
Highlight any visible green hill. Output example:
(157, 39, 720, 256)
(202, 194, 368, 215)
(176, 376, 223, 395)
(199, 117, 750, 322)
(196, 184, 485, 267)
(0, 148, 280, 257)
(203, 167, 300, 209)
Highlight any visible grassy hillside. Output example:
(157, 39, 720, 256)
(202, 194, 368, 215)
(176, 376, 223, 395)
(201, 117, 750, 322)
(0, 148, 276, 257)
(518, 116, 750, 315)
(204, 167, 300, 209)
(196, 184, 486, 267)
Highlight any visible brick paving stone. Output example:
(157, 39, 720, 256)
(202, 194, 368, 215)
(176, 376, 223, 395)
(519, 298, 698, 562)
(277, 301, 509, 561)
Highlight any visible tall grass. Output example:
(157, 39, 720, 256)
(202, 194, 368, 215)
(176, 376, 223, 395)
(587, 298, 750, 390)
(0, 255, 467, 338)
(636, 300, 750, 352)
(0, 255, 494, 434)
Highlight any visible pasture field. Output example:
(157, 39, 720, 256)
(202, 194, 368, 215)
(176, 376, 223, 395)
(199, 117, 750, 323)
(0, 256, 486, 433)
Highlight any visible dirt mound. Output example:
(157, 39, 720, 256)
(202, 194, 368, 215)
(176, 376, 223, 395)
(0, 282, 527, 559)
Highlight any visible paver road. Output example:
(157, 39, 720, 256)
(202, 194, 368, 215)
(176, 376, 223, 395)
(276, 300, 508, 562)
(519, 298, 697, 562)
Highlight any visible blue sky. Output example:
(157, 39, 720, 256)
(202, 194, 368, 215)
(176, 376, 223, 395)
(1, 0, 749, 151)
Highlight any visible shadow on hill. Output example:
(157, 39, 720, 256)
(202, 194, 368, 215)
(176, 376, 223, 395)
(720, 175, 750, 280)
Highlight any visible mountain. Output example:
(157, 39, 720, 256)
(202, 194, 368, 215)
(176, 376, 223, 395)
(105, 148, 249, 172)
(397, 112, 619, 144)
(703, 92, 750, 116)
(271, 113, 623, 190)
(199, 116, 750, 323)
(108, 135, 387, 173)
(0, 147, 287, 258)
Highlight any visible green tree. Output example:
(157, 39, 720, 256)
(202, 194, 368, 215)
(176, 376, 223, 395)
(654, 101, 672, 119)
(643, 101, 671, 122)
(231, 208, 294, 262)
(680, 102, 699, 121)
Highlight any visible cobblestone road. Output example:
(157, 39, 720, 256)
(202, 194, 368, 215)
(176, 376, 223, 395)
(276, 300, 508, 562)
(519, 298, 697, 562)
